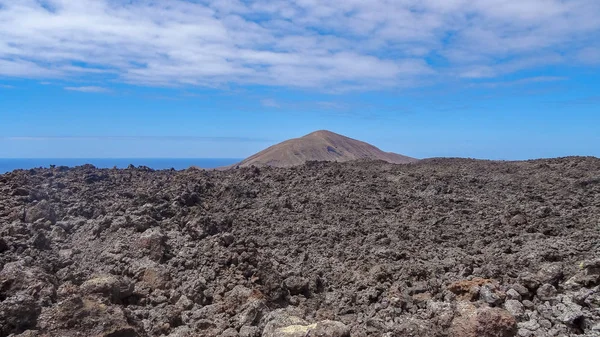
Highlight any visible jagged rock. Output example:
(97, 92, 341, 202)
(80, 276, 134, 303)
(239, 326, 260, 337)
(504, 300, 525, 319)
(137, 228, 166, 261)
(176, 295, 194, 310)
(37, 296, 139, 336)
(447, 278, 494, 301)
(284, 276, 310, 296)
(480, 284, 502, 306)
(220, 327, 240, 337)
(536, 284, 557, 301)
(24, 200, 56, 225)
(263, 319, 350, 337)
(0, 295, 41, 337)
(536, 264, 564, 286)
(506, 289, 522, 301)
(449, 302, 517, 337)
(1, 157, 600, 336)
(510, 284, 529, 298)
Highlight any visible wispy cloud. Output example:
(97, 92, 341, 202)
(3, 136, 273, 142)
(261, 98, 280, 108)
(0, 0, 598, 91)
(0, 84, 14, 88)
(64, 86, 111, 93)
(470, 76, 568, 88)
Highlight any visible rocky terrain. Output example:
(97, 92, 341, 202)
(0, 157, 599, 337)
(236, 130, 416, 167)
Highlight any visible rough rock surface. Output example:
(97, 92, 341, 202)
(0, 157, 599, 336)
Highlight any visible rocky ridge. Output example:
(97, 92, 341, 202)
(0, 157, 599, 336)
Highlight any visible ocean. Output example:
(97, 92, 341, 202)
(0, 158, 242, 174)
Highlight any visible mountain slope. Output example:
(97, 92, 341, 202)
(236, 130, 417, 167)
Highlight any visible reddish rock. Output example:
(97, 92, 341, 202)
(450, 302, 517, 337)
(447, 278, 495, 301)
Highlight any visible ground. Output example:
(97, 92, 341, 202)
(0, 157, 599, 336)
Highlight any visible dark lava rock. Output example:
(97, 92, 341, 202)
(283, 276, 309, 296)
(0, 157, 599, 336)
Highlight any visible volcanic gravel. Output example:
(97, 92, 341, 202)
(0, 157, 599, 337)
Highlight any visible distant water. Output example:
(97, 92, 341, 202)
(0, 158, 242, 174)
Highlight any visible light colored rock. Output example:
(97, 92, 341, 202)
(80, 275, 134, 302)
(176, 295, 193, 310)
(220, 327, 239, 337)
(506, 289, 522, 301)
(450, 301, 517, 337)
(480, 284, 502, 305)
(504, 300, 525, 319)
(262, 316, 349, 337)
(239, 326, 260, 337)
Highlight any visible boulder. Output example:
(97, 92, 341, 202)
(535, 284, 557, 301)
(137, 228, 166, 261)
(36, 296, 139, 337)
(450, 302, 517, 337)
(504, 300, 525, 319)
(284, 276, 310, 296)
(80, 275, 134, 303)
(506, 289, 522, 301)
(536, 264, 563, 286)
(25, 200, 57, 225)
(263, 319, 350, 337)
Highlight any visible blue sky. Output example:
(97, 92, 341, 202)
(0, 0, 599, 159)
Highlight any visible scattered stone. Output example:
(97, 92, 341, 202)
(506, 289, 522, 301)
(511, 284, 529, 298)
(536, 284, 557, 301)
(1, 157, 599, 336)
(504, 300, 525, 319)
(536, 264, 564, 286)
(509, 214, 527, 226)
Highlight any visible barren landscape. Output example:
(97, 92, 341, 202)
(1, 157, 599, 337)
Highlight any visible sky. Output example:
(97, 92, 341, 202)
(0, 0, 599, 159)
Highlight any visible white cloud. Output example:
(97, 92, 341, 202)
(0, 0, 598, 91)
(0, 83, 14, 88)
(261, 99, 280, 108)
(64, 86, 110, 93)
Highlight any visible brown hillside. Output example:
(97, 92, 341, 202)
(236, 130, 417, 167)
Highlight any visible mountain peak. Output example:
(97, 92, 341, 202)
(236, 130, 417, 167)
(304, 130, 338, 137)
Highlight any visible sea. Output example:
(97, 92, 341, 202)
(0, 158, 242, 174)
